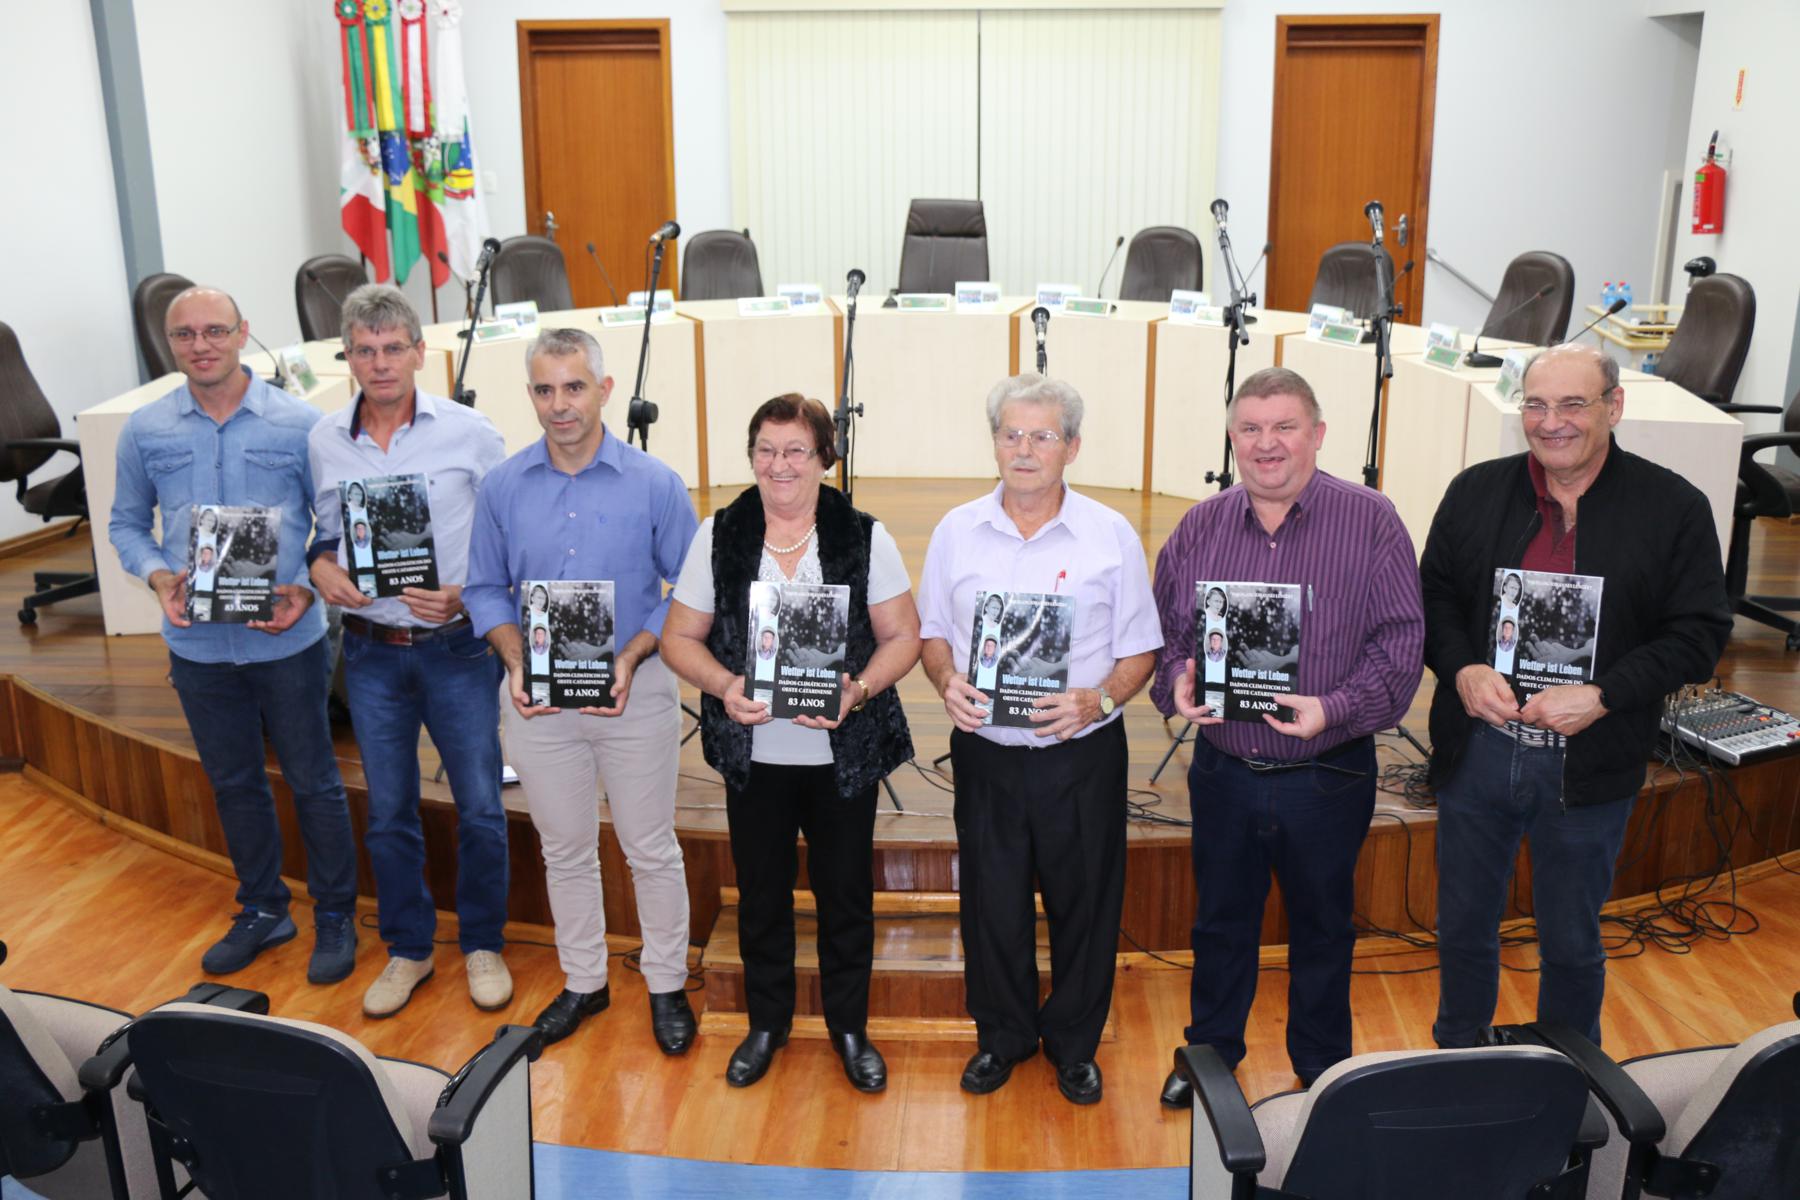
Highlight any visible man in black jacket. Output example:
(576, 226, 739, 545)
(1420, 343, 1730, 1048)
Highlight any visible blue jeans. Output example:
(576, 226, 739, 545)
(168, 638, 357, 917)
(342, 623, 507, 959)
(1185, 735, 1376, 1077)
(1433, 723, 1635, 1048)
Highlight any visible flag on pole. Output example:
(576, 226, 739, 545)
(431, 0, 491, 281)
(336, 1, 390, 281)
(365, 2, 422, 285)
(398, 1, 449, 289)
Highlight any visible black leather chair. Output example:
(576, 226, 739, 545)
(682, 229, 763, 301)
(1657, 273, 1756, 407)
(1118, 226, 1203, 302)
(490, 235, 574, 313)
(1481, 251, 1575, 345)
(0, 323, 98, 625)
(1307, 242, 1394, 319)
(1718, 388, 1800, 649)
(897, 199, 989, 294)
(295, 254, 371, 342)
(131, 272, 194, 379)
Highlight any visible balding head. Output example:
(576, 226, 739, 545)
(163, 286, 249, 389)
(1520, 342, 1619, 395)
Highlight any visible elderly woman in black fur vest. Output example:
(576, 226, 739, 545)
(662, 393, 919, 1093)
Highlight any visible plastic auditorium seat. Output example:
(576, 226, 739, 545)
(490, 235, 575, 314)
(1481, 251, 1576, 346)
(682, 229, 764, 301)
(1118, 225, 1204, 302)
(120, 1006, 539, 1199)
(295, 254, 372, 342)
(1716, 387, 1800, 649)
(1656, 273, 1757, 407)
(897, 199, 990, 295)
(1179, 1040, 1607, 1199)
(1306, 242, 1394, 320)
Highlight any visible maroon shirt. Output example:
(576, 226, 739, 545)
(1521, 454, 1577, 574)
(1150, 470, 1425, 761)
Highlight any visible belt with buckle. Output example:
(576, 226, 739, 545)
(1236, 735, 1372, 775)
(341, 613, 470, 646)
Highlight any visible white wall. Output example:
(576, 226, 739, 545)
(0, 2, 141, 542)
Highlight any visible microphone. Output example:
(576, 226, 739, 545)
(1031, 306, 1050, 374)
(1364, 200, 1385, 245)
(648, 220, 680, 244)
(1465, 283, 1557, 367)
(475, 237, 501, 273)
(1568, 297, 1628, 344)
(1210, 198, 1229, 229)
(584, 241, 621, 305)
(1095, 235, 1124, 298)
(435, 251, 467, 286)
(244, 329, 288, 388)
(846, 267, 866, 302)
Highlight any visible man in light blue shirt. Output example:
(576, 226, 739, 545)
(465, 327, 699, 1053)
(307, 284, 510, 1020)
(109, 285, 357, 982)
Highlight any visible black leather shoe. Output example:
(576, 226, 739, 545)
(531, 986, 610, 1047)
(1054, 1058, 1103, 1105)
(725, 1028, 788, 1088)
(1160, 1065, 1193, 1107)
(649, 989, 697, 1055)
(960, 1047, 1035, 1095)
(829, 1030, 887, 1093)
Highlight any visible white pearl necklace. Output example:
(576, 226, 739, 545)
(763, 523, 816, 555)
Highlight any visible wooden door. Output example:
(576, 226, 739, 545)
(1266, 16, 1438, 323)
(518, 20, 678, 307)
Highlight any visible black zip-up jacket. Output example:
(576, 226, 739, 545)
(1419, 439, 1731, 805)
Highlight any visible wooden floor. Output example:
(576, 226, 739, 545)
(4, 769, 1799, 1171)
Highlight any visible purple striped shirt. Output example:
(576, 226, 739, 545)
(1150, 470, 1424, 761)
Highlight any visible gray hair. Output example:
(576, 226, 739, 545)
(1227, 366, 1322, 425)
(1522, 342, 1620, 394)
(527, 327, 606, 382)
(984, 373, 1084, 442)
(340, 283, 422, 345)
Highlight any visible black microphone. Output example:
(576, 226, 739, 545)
(1095, 235, 1125, 297)
(475, 237, 501, 273)
(245, 329, 288, 388)
(1031, 306, 1050, 374)
(435, 251, 467, 286)
(648, 220, 680, 244)
(1210, 198, 1229, 229)
(1364, 200, 1385, 245)
(1567, 297, 1628, 344)
(846, 267, 866, 302)
(1465, 283, 1557, 367)
(584, 241, 620, 305)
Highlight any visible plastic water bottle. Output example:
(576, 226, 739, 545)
(1601, 281, 1616, 312)
(1617, 281, 1633, 321)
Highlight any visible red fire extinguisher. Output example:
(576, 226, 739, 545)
(1692, 130, 1726, 235)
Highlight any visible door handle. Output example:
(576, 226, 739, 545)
(1396, 213, 1410, 248)
(544, 210, 559, 242)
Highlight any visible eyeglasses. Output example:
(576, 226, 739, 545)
(165, 322, 241, 346)
(1520, 395, 1606, 419)
(995, 428, 1064, 449)
(348, 341, 418, 363)
(753, 445, 818, 466)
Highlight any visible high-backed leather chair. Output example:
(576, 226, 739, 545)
(682, 230, 763, 301)
(1718, 387, 1800, 649)
(1657, 273, 1756, 407)
(1307, 242, 1394, 319)
(897, 199, 989, 294)
(0, 322, 98, 625)
(1118, 226, 1203, 302)
(131, 272, 194, 378)
(1481, 251, 1575, 345)
(490, 235, 574, 313)
(294, 254, 371, 342)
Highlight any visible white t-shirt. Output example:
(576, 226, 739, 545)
(674, 516, 911, 766)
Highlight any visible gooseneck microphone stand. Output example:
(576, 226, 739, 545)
(1204, 207, 1256, 492)
(1362, 245, 1400, 490)
(452, 237, 500, 407)
(628, 229, 673, 451)
(835, 269, 866, 505)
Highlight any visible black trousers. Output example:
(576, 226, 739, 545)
(950, 720, 1128, 1064)
(725, 762, 878, 1034)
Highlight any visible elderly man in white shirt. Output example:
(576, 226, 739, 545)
(918, 374, 1163, 1106)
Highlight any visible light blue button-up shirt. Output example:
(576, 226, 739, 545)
(109, 368, 325, 664)
(464, 429, 698, 644)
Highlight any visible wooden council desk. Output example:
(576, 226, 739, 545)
(1273, 323, 1430, 488)
(1012, 300, 1166, 492)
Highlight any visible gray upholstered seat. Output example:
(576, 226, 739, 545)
(897, 199, 989, 295)
(1119, 226, 1203, 302)
(1481, 251, 1575, 345)
(491, 235, 575, 313)
(683, 230, 763, 301)
(295, 254, 372, 342)
(1657, 273, 1756, 407)
(1307, 242, 1394, 319)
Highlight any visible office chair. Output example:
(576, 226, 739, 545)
(1307, 243, 1394, 319)
(1481, 252, 1576, 345)
(1656, 274, 1755, 407)
(1717, 387, 1800, 649)
(130, 273, 194, 380)
(682, 230, 763, 301)
(1119, 226, 1204, 302)
(490, 236, 575, 314)
(897, 200, 990, 294)
(295, 254, 372, 342)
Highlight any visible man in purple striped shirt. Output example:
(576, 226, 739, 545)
(1149, 366, 1423, 1104)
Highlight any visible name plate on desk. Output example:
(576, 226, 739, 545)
(597, 305, 649, 328)
(895, 293, 954, 313)
(1495, 349, 1532, 403)
(1319, 320, 1364, 345)
(493, 301, 540, 337)
(955, 282, 1001, 311)
(1424, 344, 1463, 370)
(738, 296, 793, 317)
(1169, 290, 1225, 326)
(1061, 296, 1114, 319)
(277, 344, 319, 395)
(1426, 322, 1461, 351)
(1305, 303, 1350, 341)
(626, 290, 676, 323)
(1034, 283, 1082, 310)
(473, 321, 521, 343)
(777, 284, 824, 312)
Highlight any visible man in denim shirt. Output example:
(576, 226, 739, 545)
(110, 286, 358, 983)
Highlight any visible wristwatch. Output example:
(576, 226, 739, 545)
(1098, 686, 1115, 718)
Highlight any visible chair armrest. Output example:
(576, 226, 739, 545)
(75, 986, 270, 1091)
(1178, 1044, 1267, 1176)
(427, 1024, 539, 1146)
(3, 438, 81, 456)
(171, 983, 271, 1013)
(1517, 1022, 1666, 1145)
(1715, 404, 1782, 416)
(1743, 432, 1800, 457)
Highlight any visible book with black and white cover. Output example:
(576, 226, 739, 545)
(185, 504, 277, 623)
(340, 473, 438, 599)
(965, 590, 1075, 728)
(1488, 568, 1603, 710)
(746, 580, 850, 719)
(1195, 580, 1303, 722)
(520, 580, 616, 708)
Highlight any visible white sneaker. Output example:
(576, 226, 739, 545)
(465, 950, 514, 1011)
(362, 955, 435, 1018)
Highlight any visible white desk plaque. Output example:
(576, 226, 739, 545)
(1495, 349, 1533, 403)
(1319, 319, 1364, 346)
(895, 293, 954, 313)
(1305, 303, 1349, 341)
(1167, 290, 1211, 323)
(1061, 296, 1114, 319)
(1034, 283, 1083, 310)
(1426, 322, 1460, 350)
(472, 321, 520, 343)
(777, 284, 824, 312)
(493, 300, 540, 337)
(277, 345, 319, 396)
(738, 296, 793, 317)
(626, 289, 675, 324)
(955, 282, 1001, 312)
(597, 305, 649, 328)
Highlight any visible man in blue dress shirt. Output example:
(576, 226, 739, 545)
(465, 327, 700, 1052)
(110, 286, 358, 983)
